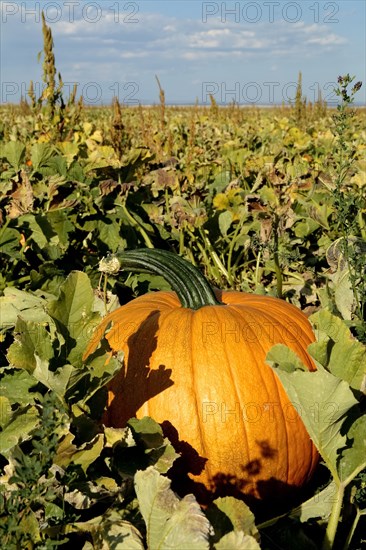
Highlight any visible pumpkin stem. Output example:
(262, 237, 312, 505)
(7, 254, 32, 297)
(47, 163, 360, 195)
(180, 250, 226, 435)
(99, 249, 222, 310)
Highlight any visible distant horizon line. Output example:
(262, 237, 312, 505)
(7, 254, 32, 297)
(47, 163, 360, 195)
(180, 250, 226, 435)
(2, 100, 365, 108)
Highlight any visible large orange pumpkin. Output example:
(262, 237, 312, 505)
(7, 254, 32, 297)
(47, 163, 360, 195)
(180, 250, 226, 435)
(84, 249, 318, 502)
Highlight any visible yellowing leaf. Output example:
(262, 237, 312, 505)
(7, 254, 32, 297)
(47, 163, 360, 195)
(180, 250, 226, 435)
(350, 170, 366, 188)
(72, 433, 104, 473)
(213, 193, 229, 211)
(135, 467, 212, 550)
(90, 130, 103, 143)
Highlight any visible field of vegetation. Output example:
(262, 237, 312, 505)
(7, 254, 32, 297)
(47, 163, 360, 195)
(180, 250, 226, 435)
(0, 15, 365, 550)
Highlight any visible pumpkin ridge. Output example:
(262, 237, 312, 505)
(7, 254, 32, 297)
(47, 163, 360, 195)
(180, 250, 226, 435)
(225, 303, 273, 411)
(225, 303, 271, 382)
(271, 370, 292, 483)
(248, 299, 314, 353)
(265, 303, 314, 353)
(190, 310, 212, 483)
(226, 297, 314, 368)
(214, 306, 253, 478)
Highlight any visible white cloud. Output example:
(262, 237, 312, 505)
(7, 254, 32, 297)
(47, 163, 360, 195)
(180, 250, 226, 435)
(205, 29, 232, 37)
(119, 51, 150, 59)
(44, 8, 348, 63)
(306, 35, 347, 46)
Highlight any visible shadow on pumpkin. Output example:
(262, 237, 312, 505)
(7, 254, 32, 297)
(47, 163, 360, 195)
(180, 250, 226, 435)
(161, 421, 310, 517)
(105, 310, 174, 427)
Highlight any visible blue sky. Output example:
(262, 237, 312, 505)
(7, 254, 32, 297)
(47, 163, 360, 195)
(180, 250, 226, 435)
(1, 0, 365, 105)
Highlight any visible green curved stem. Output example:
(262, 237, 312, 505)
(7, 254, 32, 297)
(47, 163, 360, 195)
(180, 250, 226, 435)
(120, 204, 154, 249)
(99, 248, 222, 310)
(322, 482, 345, 550)
(255, 249, 262, 288)
(342, 506, 362, 550)
(198, 228, 230, 282)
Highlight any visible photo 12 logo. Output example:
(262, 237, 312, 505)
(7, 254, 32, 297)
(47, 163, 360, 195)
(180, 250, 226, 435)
(201, 319, 309, 345)
(1, 81, 140, 105)
(2, 2, 140, 24)
(202, 81, 339, 105)
(201, 2, 340, 24)
(201, 400, 340, 424)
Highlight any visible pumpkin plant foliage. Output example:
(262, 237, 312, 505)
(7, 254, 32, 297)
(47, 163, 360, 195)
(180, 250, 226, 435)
(0, 271, 260, 549)
(267, 309, 366, 550)
(0, 263, 365, 549)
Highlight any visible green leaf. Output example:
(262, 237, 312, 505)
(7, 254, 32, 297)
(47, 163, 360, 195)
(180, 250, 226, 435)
(127, 416, 179, 473)
(0, 227, 22, 258)
(46, 210, 74, 248)
(289, 482, 336, 522)
(97, 522, 144, 549)
(309, 310, 366, 392)
(23, 211, 74, 258)
(104, 426, 134, 448)
(218, 211, 233, 237)
(20, 213, 49, 249)
(45, 154, 68, 177)
(54, 432, 78, 468)
(113, 417, 179, 477)
(339, 415, 366, 482)
(0, 406, 39, 456)
(71, 433, 105, 473)
(259, 186, 277, 206)
(30, 143, 55, 171)
(84, 218, 123, 252)
(47, 271, 101, 367)
(331, 269, 355, 320)
(308, 200, 331, 229)
(210, 170, 232, 194)
(0, 369, 41, 404)
(68, 512, 144, 549)
(0, 287, 50, 329)
(151, 441, 180, 474)
(130, 274, 172, 294)
(266, 344, 307, 372)
(33, 356, 74, 396)
(214, 531, 261, 549)
(64, 482, 109, 510)
(212, 497, 258, 539)
(7, 318, 54, 372)
(65, 352, 123, 408)
(135, 467, 212, 550)
(45, 502, 65, 521)
(57, 141, 80, 166)
(97, 511, 144, 549)
(294, 218, 320, 238)
(1, 141, 25, 170)
(128, 416, 165, 449)
(255, 482, 336, 532)
(18, 508, 41, 544)
(268, 361, 358, 482)
(0, 396, 12, 428)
